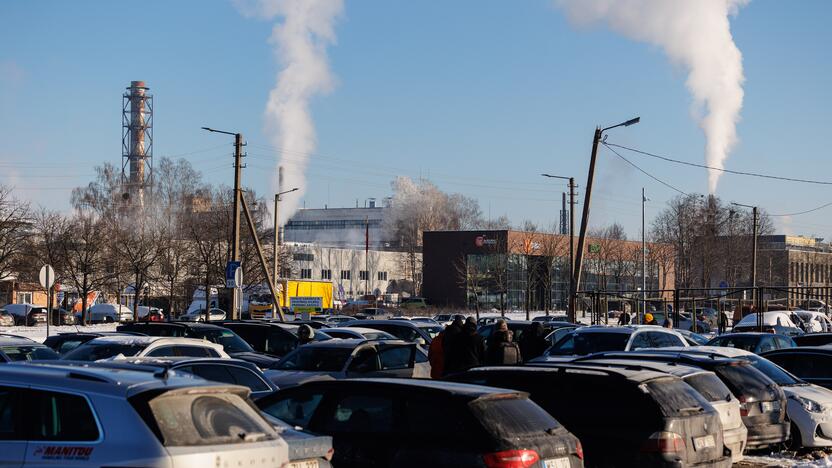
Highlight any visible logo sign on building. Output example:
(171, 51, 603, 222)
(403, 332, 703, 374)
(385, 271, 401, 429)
(475, 236, 497, 247)
(290, 296, 323, 313)
(589, 244, 601, 254)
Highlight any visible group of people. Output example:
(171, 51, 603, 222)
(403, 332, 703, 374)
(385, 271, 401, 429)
(427, 316, 550, 379)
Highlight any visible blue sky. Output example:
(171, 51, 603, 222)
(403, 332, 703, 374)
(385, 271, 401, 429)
(1, 0, 831, 239)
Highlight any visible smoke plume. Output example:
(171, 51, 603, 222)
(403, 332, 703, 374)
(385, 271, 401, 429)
(555, 0, 748, 193)
(235, 0, 344, 221)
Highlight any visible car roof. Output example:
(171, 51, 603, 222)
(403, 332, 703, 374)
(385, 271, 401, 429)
(84, 335, 211, 346)
(466, 363, 673, 384)
(572, 349, 749, 366)
(558, 358, 712, 378)
(347, 319, 422, 329)
(573, 326, 634, 334)
(1, 362, 232, 398)
(664, 345, 754, 358)
(711, 332, 773, 339)
(321, 327, 389, 335)
(303, 377, 524, 399)
(0, 335, 40, 345)
(292, 338, 409, 349)
(762, 345, 832, 354)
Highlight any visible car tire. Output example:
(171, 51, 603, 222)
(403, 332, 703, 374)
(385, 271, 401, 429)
(785, 422, 802, 451)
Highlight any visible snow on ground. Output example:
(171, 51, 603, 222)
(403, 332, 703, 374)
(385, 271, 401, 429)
(741, 453, 832, 467)
(2, 323, 119, 343)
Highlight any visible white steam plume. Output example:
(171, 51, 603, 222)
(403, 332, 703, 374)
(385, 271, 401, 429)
(556, 0, 748, 193)
(235, 0, 344, 221)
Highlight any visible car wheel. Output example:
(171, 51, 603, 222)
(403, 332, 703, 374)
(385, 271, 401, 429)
(785, 422, 802, 451)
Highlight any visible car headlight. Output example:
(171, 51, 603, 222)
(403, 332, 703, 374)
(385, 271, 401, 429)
(796, 396, 824, 413)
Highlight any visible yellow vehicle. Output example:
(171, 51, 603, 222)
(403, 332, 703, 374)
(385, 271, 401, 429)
(248, 279, 333, 319)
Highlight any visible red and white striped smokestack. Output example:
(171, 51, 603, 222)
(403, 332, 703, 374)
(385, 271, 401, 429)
(124, 80, 152, 207)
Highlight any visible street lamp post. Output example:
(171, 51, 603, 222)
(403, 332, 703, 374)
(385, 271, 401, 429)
(731, 202, 759, 330)
(201, 126, 243, 320)
(541, 173, 575, 322)
(573, 117, 640, 320)
(273, 187, 299, 295)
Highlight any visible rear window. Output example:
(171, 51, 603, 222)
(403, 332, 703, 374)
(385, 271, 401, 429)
(707, 335, 761, 352)
(645, 378, 710, 417)
(743, 355, 801, 386)
(276, 347, 351, 371)
(148, 392, 276, 446)
(62, 342, 145, 361)
(469, 396, 561, 440)
(684, 373, 733, 402)
(551, 332, 630, 355)
(714, 363, 775, 400)
(1, 345, 59, 361)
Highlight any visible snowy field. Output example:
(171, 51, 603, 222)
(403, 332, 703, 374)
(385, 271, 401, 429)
(2, 323, 119, 343)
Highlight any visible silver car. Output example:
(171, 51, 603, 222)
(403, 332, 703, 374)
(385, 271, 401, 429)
(0, 362, 289, 467)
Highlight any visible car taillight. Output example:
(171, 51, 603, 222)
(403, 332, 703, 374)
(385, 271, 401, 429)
(324, 447, 334, 462)
(576, 440, 584, 460)
(483, 449, 540, 468)
(738, 395, 749, 417)
(641, 431, 686, 453)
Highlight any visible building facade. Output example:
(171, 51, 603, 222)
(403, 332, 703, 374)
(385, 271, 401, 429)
(283, 203, 398, 248)
(423, 230, 671, 310)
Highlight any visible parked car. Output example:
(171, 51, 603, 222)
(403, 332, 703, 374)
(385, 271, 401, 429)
(540, 325, 688, 359)
(676, 329, 710, 346)
(400, 297, 428, 309)
(733, 311, 800, 332)
(706, 332, 796, 354)
(3, 303, 47, 326)
(85, 303, 134, 323)
(555, 357, 747, 463)
(0, 309, 15, 327)
(84, 357, 279, 400)
(449, 364, 729, 467)
(216, 321, 332, 359)
(576, 349, 791, 449)
(545, 325, 581, 348)
(408, 316, 440, 325)
(0, 362, 290, 466)
(478, 320, 555, 344)
(647, 310, 711, 332)
(61, 335, 229, 361)
(264, 415, 335, 467)
(258, 378, 584, 468)
(47, 307, 77, 325)
(323, 314, 357, 326)
(344, 319, 434, 345)
(793, 333, 832, 347)
(264, 339, 430, 388)
(794, 310, 832, 333)
(354, 307, 393, 320)
(179, 307, 227, 322)
(680, 346, 832, 449)
(320, 327, 396, 341)
(433, 313, 456, 326)
(0, 334, 60, 362)
(762, 347, 832, 390)
(43, 331, 143, 355)
(286, 318, 328, 330)
(118, 321, 278, 369)
(136, 305, 165, 322)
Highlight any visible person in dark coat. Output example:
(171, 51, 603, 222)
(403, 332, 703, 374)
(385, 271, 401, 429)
(441, 316, 465, 376)
(618, 310, 631, 325)
(518, 322, 548, 361)
(298, 324, 315, 345)
(486, 329, 522, 365)
(446, 320, 484, 373)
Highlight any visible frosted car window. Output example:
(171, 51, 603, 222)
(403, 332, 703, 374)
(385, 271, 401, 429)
(149, 393, 275, 446)
(260, 393, 323, 428)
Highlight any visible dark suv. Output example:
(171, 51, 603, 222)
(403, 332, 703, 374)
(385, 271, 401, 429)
(257, 378, 584, 468)
(117, 321, 279, 368)
(448, 364, 730, 467)
(0, 335, 60, 362)
(217, 321, 332, 358)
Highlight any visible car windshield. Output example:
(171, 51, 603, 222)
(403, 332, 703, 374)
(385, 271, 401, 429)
(707, 335, 761, 351)
(196, 329, 254, 353)
(364, 332, 394, 340)
(417, 325, 443, 339)
(275, 347, 352, 371)
(743, 355, 802, 386)
(0, 345, 59, 361)
(62, 342, 146, 361)
(550, 332, 630, 355)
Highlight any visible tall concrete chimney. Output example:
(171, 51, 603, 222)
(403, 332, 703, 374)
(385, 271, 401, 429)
(121, 80, 153, 207)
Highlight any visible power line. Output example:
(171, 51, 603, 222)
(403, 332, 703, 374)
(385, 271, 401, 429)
(606, 142, 832, 186)
(602, 144, 689, 196)
(769, 201, 832, 217)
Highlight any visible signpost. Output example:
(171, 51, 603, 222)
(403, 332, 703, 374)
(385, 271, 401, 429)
(39, 265, 55, 338)
(290, 296, 323, 315)
(225, 261, 242, 320)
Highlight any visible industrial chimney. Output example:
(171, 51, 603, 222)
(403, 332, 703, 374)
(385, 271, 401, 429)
(121, 80, 153, 208)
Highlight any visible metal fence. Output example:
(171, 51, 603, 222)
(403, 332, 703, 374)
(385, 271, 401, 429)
(576, 286, 832, 333)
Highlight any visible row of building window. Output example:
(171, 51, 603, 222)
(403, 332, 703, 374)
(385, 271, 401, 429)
(285, 219, 383, 230)
(791, 261, 832, 285)
(300, 270, 391, 281)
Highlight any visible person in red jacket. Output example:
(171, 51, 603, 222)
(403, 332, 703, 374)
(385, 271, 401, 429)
(428, 328, 445, 379)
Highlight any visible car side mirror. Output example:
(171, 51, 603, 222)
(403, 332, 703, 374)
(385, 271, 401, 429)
(415, 338, 426, 346)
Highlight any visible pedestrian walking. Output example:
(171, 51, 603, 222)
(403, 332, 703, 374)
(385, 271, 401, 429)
(428, 328, 445, 379)
(644, 313, 658, 325)
(618, 310, 631, 325)
(445, 319, 485, 374)
(441, 316, 465, 376)
(518, 322, 548, 361)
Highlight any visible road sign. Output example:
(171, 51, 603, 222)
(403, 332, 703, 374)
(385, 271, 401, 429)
(225, 261, 241, 288)
(290, 296, 323, 313)
(39, 265, 55, 289)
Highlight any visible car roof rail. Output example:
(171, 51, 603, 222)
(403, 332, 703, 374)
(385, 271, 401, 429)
(0, 333, 34, 341)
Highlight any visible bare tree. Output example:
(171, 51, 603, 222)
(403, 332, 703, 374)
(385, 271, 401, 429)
(109, 215, 164, 320)
(61, 214, 111, 324)
(0, 187, 30, 282)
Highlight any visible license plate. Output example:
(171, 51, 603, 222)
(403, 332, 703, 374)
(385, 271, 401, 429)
(287, 460, 319, 468)
(761, 401, 773, 412)
(693, 435, 715, 450)
(544, 457, 571, 468)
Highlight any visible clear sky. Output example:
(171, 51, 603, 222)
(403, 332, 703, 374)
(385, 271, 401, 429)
(2, 0, 831, 239)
